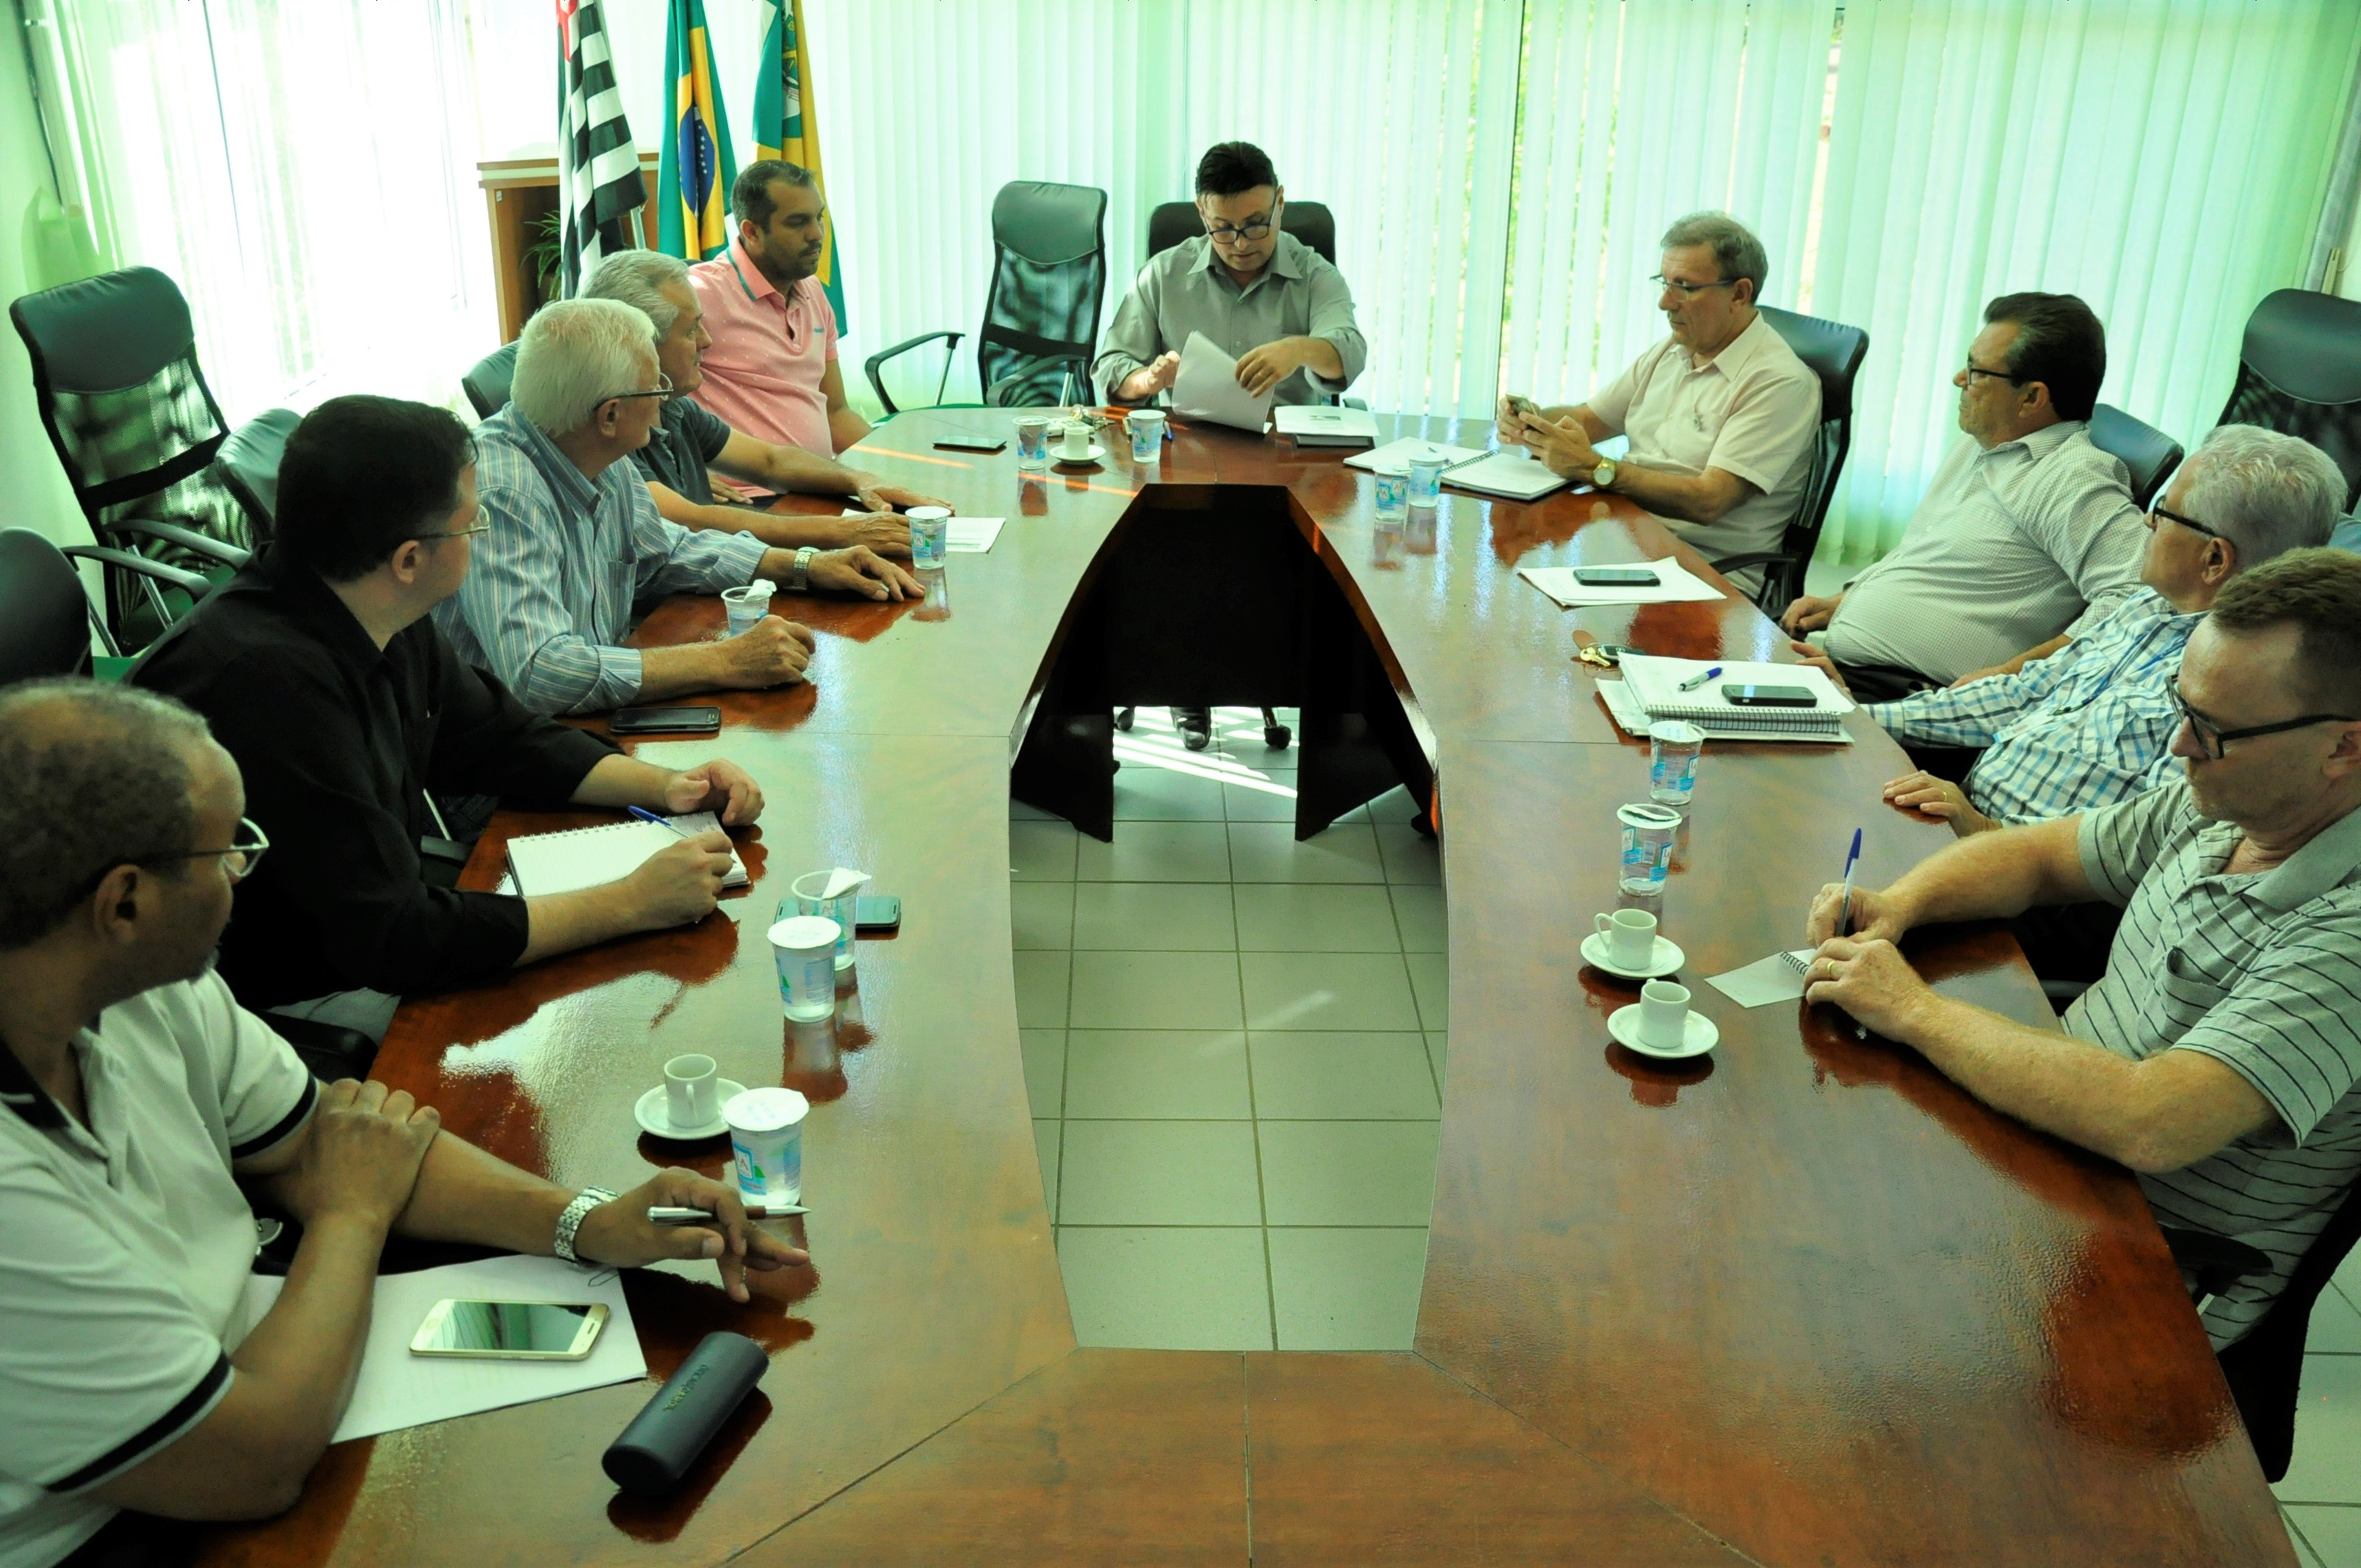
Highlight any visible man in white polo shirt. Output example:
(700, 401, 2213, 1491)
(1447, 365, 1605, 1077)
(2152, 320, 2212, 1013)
(0, 681, 804, 1568)
(1497, 211, 1821, 593)
(1794, 549, 2361, 1349)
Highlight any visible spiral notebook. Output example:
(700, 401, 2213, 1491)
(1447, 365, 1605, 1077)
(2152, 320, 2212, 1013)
(504, 812, 747, 898)
(1611, 655, 1855, 743)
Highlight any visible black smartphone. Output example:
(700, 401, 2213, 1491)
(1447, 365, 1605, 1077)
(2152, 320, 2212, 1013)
(610, 705, 722, 735)
(1721, 683, 1818, 708)
(934, 438, 1008, 453)
(855, 896, 902, 933)
(1572, 566, 1661, 587)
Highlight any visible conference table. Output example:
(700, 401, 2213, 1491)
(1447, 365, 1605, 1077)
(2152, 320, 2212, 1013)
(202, 410, 2293, 1567)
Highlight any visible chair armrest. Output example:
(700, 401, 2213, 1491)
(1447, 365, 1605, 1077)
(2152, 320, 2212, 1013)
(1704, 549, 1796, 575)
(863, 330, 965, 417)
(98, 518, 251, 570)
(59, 544, 211, 598)
(2160, 1227, 2274, 1281)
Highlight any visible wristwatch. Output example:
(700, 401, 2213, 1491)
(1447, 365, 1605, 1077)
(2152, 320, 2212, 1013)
(1590, 457, 1619, 490)
(554, 1186, 618, 1265)
(789, 546, 816, 592)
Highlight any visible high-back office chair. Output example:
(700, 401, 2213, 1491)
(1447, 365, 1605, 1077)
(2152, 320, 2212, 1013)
(10, 266, 253, 651)
(1707, 304, 1868, 615)
(2217, 288, 2361, 511)
(2086, 403, 2183, 512)
(0, 526, 190, 682)
(863, 181, 1109, 415)
(216, 406, 302, 543)
(463, 340, 521, 419)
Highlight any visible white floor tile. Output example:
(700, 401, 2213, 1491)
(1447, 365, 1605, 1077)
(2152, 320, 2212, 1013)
(1268, 1227, 1427, 1350)
(1222, 773, 1300, 822)
(1228, 821, 1386, 884)
(1009, 881, 1073, 950)
(1020, 1029, 1065, 1117)
(1374, 823, 1442, 884)
(1033, 1119, 1060, 1222)
(1388, 885, 1448, 952)
(1078, 821, 1234, 882)
(1069, 949, 1244, 1031)
(1058, 1120, 1263, 1225)
(1009, 819, 1078, 881)
(1233, 883, 1403, 952)
(1057, 1226, 1273, 1350)
(1013, 950, 1069, 1029)
(1250, 1032, 1439, 1119)
(1072, 882, 1237, 951)
(2277, 1354, 2361, 1504)
(2284, 1503, 2360, 1567)
(1065, 1030, 1253, 1119)
(1240, 951, 1421, 1031)
(1406, 951, 1449, 1032)
(1112, 763, 1228, 821)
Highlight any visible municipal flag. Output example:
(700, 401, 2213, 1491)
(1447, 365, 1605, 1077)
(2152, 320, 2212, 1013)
(752, 0, 844, 332)
(658, 0, 738, 261)
(556, 0, 646, 297)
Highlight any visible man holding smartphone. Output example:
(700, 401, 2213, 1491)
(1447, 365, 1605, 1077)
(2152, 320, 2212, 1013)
(0, 680, 807, 1568)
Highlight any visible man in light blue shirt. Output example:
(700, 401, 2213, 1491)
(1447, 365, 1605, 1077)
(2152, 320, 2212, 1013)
(438, 299, 918, 716)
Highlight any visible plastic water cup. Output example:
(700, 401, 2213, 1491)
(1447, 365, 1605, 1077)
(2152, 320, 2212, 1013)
(1016, 415, 1051, 471)
(1372, 518, 1404, 567)
(1128, 409, 1166, 463)
(788, 874, 858, 971)
(722, 581, 773, 637)
(769, 914, 841, 1020)
(1648, 722, 1706, 805)
(1617, 802, 1682, 896)
(724, 1086, 808, 1204)
(1373, 465, 1410, 521)
(906, 507, 950, 571)
(1408, 451, 1447, 509)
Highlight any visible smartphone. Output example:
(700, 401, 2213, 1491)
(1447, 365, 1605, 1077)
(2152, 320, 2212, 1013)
(1572, 566, 1661, 587)
(1721, 683, 1818, 708)
(934, 437, 1008, 453)
(1504, 393, 1540, 416)
(855, 895, 902, 933)
(612, 705, 722, 735)
(410, 1299, 608, 1360)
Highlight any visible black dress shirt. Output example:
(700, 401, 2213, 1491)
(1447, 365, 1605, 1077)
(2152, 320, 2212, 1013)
(131, 548, 617, 1006)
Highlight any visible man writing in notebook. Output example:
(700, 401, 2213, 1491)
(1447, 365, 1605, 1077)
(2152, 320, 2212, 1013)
(134, 396, 764, 1042)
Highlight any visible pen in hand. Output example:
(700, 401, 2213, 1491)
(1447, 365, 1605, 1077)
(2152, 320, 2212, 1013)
(1676, 665, 1724, 693)
(1835, 827, 1868, 1039)
(649, 1205, 806, 1224)
(628, 805, 694, 838)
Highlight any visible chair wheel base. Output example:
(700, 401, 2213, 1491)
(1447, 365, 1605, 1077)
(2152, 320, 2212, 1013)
(1114, 707, 1135, 732)
(1263, 725, 1291, 749)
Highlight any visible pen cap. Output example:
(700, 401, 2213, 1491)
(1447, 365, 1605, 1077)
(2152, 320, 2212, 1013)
(601, 1331, 767, 1495)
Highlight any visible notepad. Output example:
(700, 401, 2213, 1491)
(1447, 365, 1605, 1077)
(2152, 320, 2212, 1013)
(1272, 404, 1379, 447)
(1595, 675, 1854, 746)
(1614, 655, 1854, 742)
(505, 812, 747, 897)
(1705, 949, 1818, 1007)
(1442, 450, 1570, 501)
(946, 516, 1004, 551)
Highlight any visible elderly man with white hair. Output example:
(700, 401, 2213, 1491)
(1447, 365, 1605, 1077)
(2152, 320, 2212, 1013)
(439, 298, 917, 716)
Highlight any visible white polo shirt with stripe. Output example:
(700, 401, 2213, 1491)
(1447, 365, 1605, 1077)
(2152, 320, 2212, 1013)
(0, 971, 316, 1568)
(2067, 778, 2361, 1348)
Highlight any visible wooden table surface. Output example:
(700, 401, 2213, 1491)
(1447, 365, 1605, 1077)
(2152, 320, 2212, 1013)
(199, 412, 2290, 1567)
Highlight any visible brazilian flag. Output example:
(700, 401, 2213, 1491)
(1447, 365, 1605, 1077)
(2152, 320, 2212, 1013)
(752, 0, 844, 333)
(657, 0, 736, 261)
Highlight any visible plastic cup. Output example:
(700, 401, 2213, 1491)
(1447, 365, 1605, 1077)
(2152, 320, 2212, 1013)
(769, 914, 841, 1020)
(1016, 415, 1051, 471)
(1372, 518, 1404, 567)
(1648, 721, 1705, 805)
(1127, 409, 1166, 463)
(1617, 802, 1682, 896)
(1373, 465, 1410, 521)
(1639, 980, 1691, 1050)
(724, 1086, 808, 1204)
(1408, 451, 1446, 509)
(722, 581, 774, 638)
(788, 874, 859, 971)
(906, 507, 950, 571)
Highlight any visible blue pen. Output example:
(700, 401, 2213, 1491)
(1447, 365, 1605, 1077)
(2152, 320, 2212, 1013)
(1676, 664, 1724, 693)
(628, 805, 692, 838)
(1837, 827, 1863, 937)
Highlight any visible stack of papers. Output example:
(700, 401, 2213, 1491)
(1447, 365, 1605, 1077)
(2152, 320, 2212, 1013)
(1274, 404, 1379, 448)
(1344, 438, 1484, 473)
(1599, 656, 1856, 744)
(1517, 561, 1723, 608)
(1172, 331, 1275, 432)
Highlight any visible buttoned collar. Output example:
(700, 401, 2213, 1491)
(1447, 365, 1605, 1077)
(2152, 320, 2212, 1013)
(1682, 309, 1777, 377)
(725, 235, 786, 306)
(489, 402, 601, 520)
(2252, 798, 2361, 912)
(0, 1032, 66, 1132)
(1189, 231, 1308, 288)
(1981, 418, 2085, 464)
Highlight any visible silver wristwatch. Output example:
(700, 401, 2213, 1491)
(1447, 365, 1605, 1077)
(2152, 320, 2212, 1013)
(789, 545, 816, 592)
(554, 1186, 617, 1265)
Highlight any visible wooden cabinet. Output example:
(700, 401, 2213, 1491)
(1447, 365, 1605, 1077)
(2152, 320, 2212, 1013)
(477, 150, 664, 344)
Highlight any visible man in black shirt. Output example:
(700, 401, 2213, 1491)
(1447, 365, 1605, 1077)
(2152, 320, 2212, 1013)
(134, 396, 763, 1037)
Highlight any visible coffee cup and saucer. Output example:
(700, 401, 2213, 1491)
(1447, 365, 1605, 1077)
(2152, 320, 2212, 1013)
(1608, 979, 1719, 1060)
(635, 1053, 747, 1141)
(1581, 908, 1684, 980)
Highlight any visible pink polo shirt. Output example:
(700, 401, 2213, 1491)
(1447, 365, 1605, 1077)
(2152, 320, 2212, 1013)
(687, 236, 838, 457)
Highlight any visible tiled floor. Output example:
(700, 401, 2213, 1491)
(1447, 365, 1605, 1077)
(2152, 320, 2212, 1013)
(1012, 706, 1446, 1352)
(2277, 1251, 2361, 1565)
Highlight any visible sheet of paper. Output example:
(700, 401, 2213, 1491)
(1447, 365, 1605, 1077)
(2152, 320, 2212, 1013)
(1343, 437, 1485, 473)
(1171, 330, 1275, 433)
(1517, 562, 1724, 609)
(1705, 950, 1816, 1008)
(242, 1254, 645, 1443)
(946, 516, 1005, 552)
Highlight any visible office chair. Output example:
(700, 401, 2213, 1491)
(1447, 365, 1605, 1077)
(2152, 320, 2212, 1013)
(1708, 305, 1868, 617)
(2086, 403, 2184, 512)
(215, 407, 302, 544)
(863, 181, 1109, 414)
(0, 526, 197, 683)
(2217, 288, 2361, 511)
(11, 266, 255, 653)
(463, 339, 521, 419)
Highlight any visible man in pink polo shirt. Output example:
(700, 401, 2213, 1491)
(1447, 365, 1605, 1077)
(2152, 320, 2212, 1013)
(689, 160, 868, 457)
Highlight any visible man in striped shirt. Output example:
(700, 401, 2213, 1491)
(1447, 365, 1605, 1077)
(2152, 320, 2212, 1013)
(1800, 549, 2361, 1347)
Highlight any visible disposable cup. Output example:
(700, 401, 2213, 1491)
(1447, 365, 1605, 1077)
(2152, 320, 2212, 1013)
(906, 507, 950, 571)
(1617, 802, 1682, 896)
(1408, 451, 1446, 509)
(724, 1086, 808, 1204)
(1648, 721, 1705, 805)
(769, 914, 841, 1020)
(1373, 466, 1410, 521)
(1015, 416, 1051, 471)
(1128, 409, 1166, 463)
(788, 873, 860, 971)
(722, 581, 774, 638)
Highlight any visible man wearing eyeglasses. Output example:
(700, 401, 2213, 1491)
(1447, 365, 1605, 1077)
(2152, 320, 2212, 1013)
(1095, 140, 1367, 409)
(1498, 211, 1820, 592)
(1795, 547, 2361, 1351)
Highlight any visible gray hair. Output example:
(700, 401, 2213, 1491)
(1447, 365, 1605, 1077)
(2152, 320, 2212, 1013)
(0, 680, 213, 949)
(2180, 424, 2346, 569)
(511, 297, 661, 435)
(1660, 211, 1768, 300)
(582, 250, 692, 340)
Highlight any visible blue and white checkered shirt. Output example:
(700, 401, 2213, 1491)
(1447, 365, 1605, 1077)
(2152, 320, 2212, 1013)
(437, 403, 769, 715)
(1865, 589, 2199, 825)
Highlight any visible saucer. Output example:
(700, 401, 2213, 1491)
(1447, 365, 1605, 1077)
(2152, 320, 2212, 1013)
(635, 1079, 746, 1141)
(1581, 931, 1686, 980)
(1053, 444, 1106, 465)
(1607, 1005, 1718, 1060)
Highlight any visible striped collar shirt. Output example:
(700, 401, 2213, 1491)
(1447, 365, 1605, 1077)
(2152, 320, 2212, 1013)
(1865, 589, 2199, 824)
(2068, 779, 2361, 1347)
(1824, 423, 2147, 683)
(435, 403, 768, 715)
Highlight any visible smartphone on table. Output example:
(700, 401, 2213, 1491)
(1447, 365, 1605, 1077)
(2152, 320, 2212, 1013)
(410, 1299, 609, 1360)
(1572, 566, 1661, 587)
(611, 705, 722, 736)
(855, 896, 902, 933)
(1721, 683, 1818, 708)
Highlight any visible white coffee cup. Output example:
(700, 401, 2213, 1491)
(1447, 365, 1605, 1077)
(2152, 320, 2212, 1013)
(769, 914, 841, 1021)
(664, 1053, 719, 1130)
(1593, 908, 1657, 970)
(1060, 419, 1092, 460)
(1639, 979, 1691, 1050)
(724, 1086, 809, 1203)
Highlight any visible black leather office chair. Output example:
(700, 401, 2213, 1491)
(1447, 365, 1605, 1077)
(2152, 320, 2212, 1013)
(10, 266, 253, 651)
(863, 181, 1109, 414)
(2217, 288, 2361, 511)
(2087, 402, 2184, 512)
(1708, 304, 1869, 616)
(0, 527, 207, 683)
(463, 339, 521, 419)
(215, 406, 302, 544)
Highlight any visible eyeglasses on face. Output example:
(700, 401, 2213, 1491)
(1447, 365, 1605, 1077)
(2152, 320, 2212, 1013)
(1961, 362, 2022, 386)
(2147, 504, 2226, 542)
(2171, 683, 2355, 761)
(414, 522, 492, 544)
(603, 370, 675, 404)
(142, 816, 272, 881)
(1651, 274, 1737, 296)
(1201, 200, 1278, 245)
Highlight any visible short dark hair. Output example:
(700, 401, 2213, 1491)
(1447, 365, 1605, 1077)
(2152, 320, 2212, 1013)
(274, 396, 476, 584)
(2210, 548, 2361, 714)
(1984, 292, 2106, 422)
(733, 159, 817, 229)
(1195, 142, 1277, 198)
(0, 680, 211, 949)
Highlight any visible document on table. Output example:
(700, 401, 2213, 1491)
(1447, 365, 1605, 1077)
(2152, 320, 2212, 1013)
(1170, 330, 1274, 433)
(1517, 560, 1724, 609)
(840, 507, 1003, 553)
(241, 1254, 644, 1443)
(1705, 949, 1816, 1007)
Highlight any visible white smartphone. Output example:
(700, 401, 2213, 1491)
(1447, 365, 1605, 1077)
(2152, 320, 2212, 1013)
(409, 1299, 609, 1360)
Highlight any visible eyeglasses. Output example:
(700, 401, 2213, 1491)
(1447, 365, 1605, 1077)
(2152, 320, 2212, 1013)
(1651, 274, 1737, 296)
(1962, 361, 2022, 386)
(2172, 684, 2356, 761)
(142, 816, 271, 882)
(415, 522, 491, 544)
(1202, 209, 1277, 246)
(2148, 503, 2225, 543)
(603, 371, 675, 404)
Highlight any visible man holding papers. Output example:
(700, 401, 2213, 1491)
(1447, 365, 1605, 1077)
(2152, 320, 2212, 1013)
(135, 397, 766, 1041)
(1095, 141, 1367, 410)
(0, 678, 802, 1567)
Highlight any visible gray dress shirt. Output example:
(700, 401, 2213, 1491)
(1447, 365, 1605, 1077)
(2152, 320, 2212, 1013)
(1094, 232, 1367, 407)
